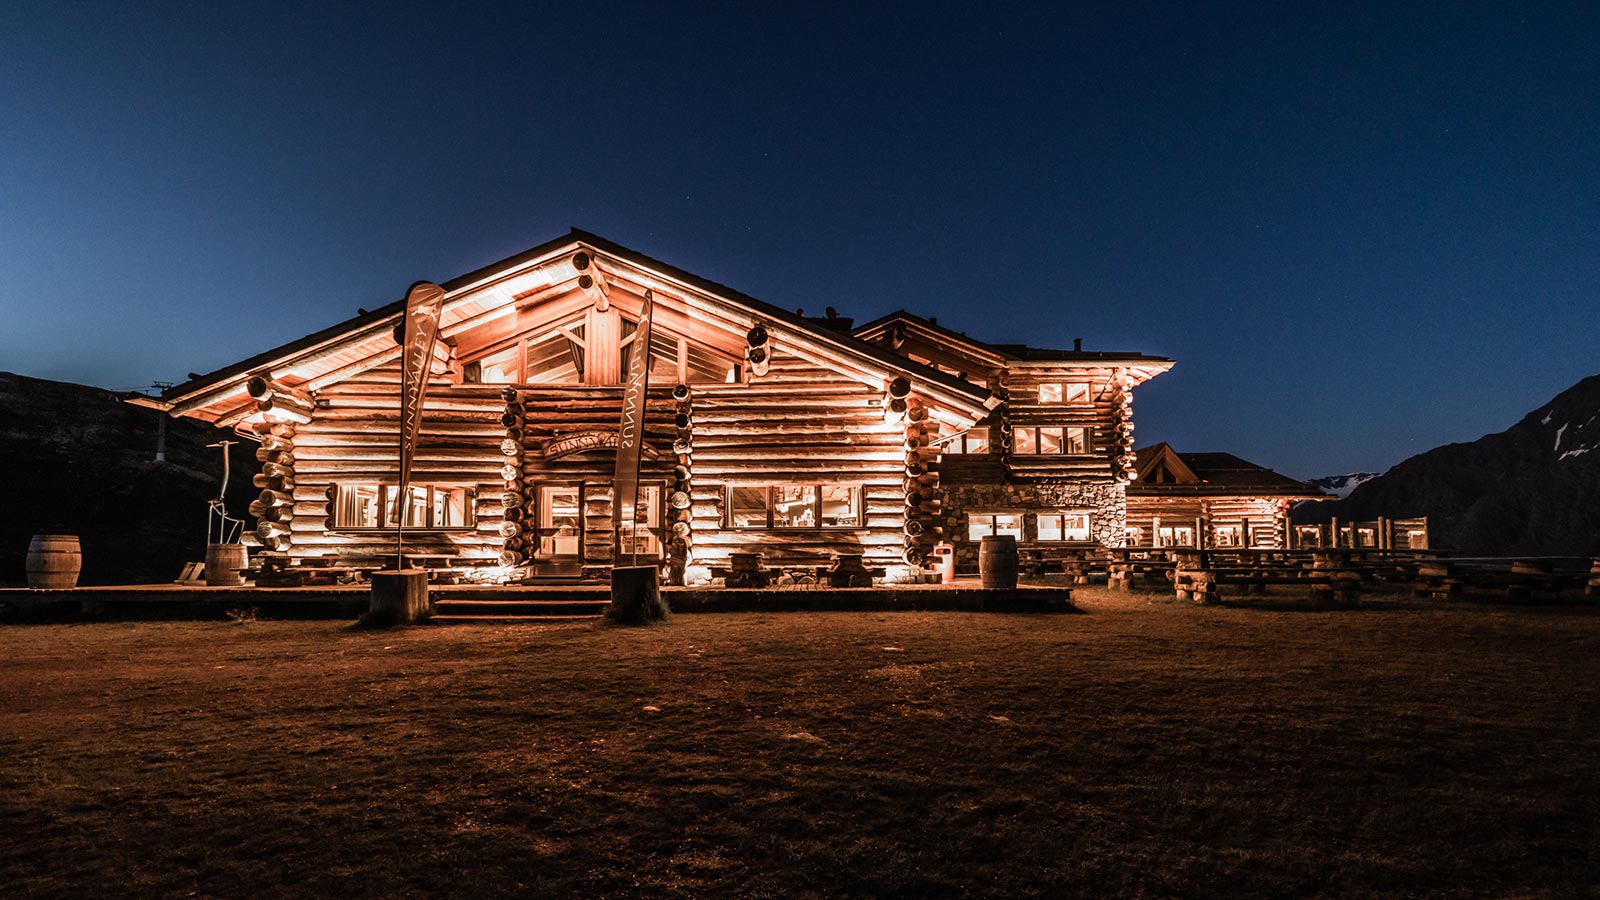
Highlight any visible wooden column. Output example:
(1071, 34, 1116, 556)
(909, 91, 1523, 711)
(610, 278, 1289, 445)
(500, 388, 531, 567)
(667, 383, 694, 586)
(247, 420, 298, 553)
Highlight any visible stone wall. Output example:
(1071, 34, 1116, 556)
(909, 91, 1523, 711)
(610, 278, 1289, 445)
(943, 479, 1127, 571)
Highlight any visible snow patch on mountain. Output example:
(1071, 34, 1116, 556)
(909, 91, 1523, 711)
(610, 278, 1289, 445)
(1305, 472, 1380, 499)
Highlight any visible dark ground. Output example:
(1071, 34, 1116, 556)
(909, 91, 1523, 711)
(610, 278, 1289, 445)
(1, 587, 1596, 898)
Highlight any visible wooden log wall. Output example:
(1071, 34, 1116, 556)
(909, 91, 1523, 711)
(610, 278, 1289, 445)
(499, 387, 529, 565)
(1111, 369, 1137, 482)
(244, 343, 936, 574)
(245, 420, 298, 552)
(683, 352, 911, 571)
(1000, 367, 1124, 481)
(271, 361, 507, 560)
(1124, 497, 1205, 547)
(514, 386, 681, 578)
(668, 383, 694, 584)
(1124, 496, 1293, 549)
(1202, 496, 1291, 549)
(901, 392, 945, 566)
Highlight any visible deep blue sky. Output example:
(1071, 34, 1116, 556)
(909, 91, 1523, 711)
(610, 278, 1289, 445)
(3, 2, 1596, 478)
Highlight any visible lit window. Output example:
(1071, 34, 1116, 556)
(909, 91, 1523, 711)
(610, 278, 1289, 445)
(1214, 524, 1242, 547)
(942, 427, 990, 455)
(1010, 426, 1089, 454)
(968, 511, 1023, 541)
(1126, 526, 1145, 546)
(1157, 526, 1195, 547)
(335, 484, 476, 530)
(1038, 383, 1090, 403)
(727, 485, 860, 528)
(819, 485, 859, 526)
(1038, 511, 1092, 542)
(467, 345, 522, 384)
(523, 328, 584, 384)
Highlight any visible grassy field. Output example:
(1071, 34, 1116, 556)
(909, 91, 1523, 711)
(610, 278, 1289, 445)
(2, 588, 1597, 899)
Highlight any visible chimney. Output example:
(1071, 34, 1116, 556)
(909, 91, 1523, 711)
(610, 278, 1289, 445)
(1073, 338, 1083, 352)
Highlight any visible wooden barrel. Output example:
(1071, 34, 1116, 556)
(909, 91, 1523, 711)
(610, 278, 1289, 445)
(26, 534, 82, 589)
(205, 543, 248, 586)
(979, 535, 1018, 589)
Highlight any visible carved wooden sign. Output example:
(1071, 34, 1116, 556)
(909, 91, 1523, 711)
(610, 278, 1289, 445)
(543, 430, 660, 461)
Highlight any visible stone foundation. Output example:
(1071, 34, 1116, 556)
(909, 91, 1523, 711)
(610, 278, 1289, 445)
(943, 480, 1127, 571)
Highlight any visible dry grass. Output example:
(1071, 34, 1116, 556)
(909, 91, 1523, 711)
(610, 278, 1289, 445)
(2, 588, 1597, 898)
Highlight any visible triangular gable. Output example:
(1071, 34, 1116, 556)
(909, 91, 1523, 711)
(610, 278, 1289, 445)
(151, 230, 996, 428)
(855, 309, 1174, 385)
(853, 310, 1011, 379)
(1133, 442, 1201, 484)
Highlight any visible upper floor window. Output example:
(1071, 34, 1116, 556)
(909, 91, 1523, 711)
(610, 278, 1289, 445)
(334, 483, 476, 531)
(1013, 426, 1091, 455)
(464, 320, 587, 385)
(940, 427, 990, 455)
(464, 313, 741, 386)
(1038, 382, 1091, 404)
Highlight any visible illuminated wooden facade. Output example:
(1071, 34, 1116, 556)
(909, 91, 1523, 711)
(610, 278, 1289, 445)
(1123, 443, 1331, 549)
(854, 312, 1172, 571)
(150, 231, 1184, 581)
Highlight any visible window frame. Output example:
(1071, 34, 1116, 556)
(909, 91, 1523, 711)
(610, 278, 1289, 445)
(1036, 509, 1094, 542)
(1010, 425, 1093, 456)
(724, 484, 863, 530)
(940, 426, 990, 455)
(332, 482, 478, 532)
(967, 510, 1024, 542)
(1037, 382, 1092, 404)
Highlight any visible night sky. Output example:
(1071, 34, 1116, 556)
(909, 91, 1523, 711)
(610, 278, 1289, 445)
(3, 2, 1596, 478)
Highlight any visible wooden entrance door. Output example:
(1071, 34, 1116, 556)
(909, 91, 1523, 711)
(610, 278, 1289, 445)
(533, 484, 583, 574)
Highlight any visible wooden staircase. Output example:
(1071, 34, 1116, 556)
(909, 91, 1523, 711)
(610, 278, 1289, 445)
(428, 589, 609, 625)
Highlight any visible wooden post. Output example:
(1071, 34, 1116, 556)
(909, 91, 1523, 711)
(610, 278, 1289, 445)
(362, 569, 430, 627)
(1107, 562, 1131, 592)
(608, 565, 667, 624)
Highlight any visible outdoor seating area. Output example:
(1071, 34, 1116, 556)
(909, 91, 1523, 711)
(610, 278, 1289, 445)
(242, 553, 506, 587)
(706, 551, 888, 588)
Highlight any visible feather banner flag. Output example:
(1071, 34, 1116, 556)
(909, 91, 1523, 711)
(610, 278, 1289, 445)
(613, 288, 655, 563)
(398, 281, 447, 514)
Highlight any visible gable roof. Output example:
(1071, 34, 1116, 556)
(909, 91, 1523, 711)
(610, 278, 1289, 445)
(1128, 443, 1330, 498)
(149, 229, 998, 423)
(853, 309, 1175, 373)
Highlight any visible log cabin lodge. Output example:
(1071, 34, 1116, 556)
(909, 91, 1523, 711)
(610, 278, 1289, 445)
(143, 229, 1350, 584)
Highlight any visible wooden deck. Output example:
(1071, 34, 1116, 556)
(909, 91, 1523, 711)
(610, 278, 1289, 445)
(0, 580, 1074, 619)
